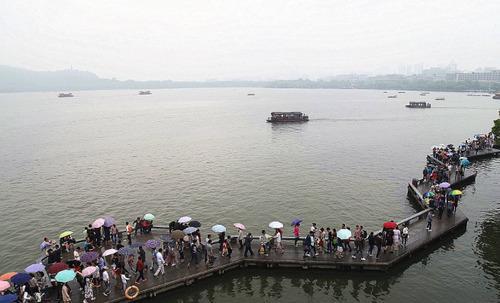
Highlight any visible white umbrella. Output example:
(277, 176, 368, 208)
(178, 216, 192, 224)
(211, 224, 226, 233)
(102, 248, 118, 257)
(92, 218, 105, 228)
(269, 221, 284, 229)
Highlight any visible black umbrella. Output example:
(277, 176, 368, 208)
(189, 220, 201, 228)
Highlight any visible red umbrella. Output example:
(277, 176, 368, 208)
(48, 262, 69, 274)
(383, 221, 398, 229)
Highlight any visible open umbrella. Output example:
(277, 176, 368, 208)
(171, 230, 184, 240)
(80, 251, 99, 263)
(183, 227, 197, 234)
(233, 223, 246, 230)
(460, 159, 471, 167)
(0, 281, 10, 292)
(0, 294, 17, 303)
(160, 234, 173, 242)
(337, 229, 352, 240)
(178, 216, 192, 223)
(103, 216, 115, 228)
(118, 247, 135, 256)
(423, 192, 435, 198)
(11, 273, 31, 285)
(59, 231, 73, 239)
(268, 221, 283, 229)
(92, 218, 105, 229)
(55, 270, 76, 283)
(48, 262, 69, 274)
(102, 249, 118, 257)
(451, 189, 463, 196)
(291, 219, 302, 226)
(145, 239, 161, 249)
(81, 266, 97, 277)
(188, 220, 201, 228)
(144, 213, 155, 221)
(211, 224, 226, 233)
(439, 182, 450, 189)
(24, 263, 45, 273)
(0, 272, 17, 281)
(383, 221, 398, 229)
(129, 242, 144, 248)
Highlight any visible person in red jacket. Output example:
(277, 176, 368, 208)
(135, 256, 146, 284)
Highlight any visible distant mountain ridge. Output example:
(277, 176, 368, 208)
(0, 65, 498, 93)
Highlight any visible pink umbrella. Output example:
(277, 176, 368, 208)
(0, 280, 10, 291)
(92, 218, 105, 228)
(81, 266, 97, 277)
(233, 223, 246, 230)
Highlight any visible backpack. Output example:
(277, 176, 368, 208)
(362, 230, 367, 239)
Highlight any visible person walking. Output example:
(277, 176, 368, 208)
(402, 225, 409, 246)
(110, 224, 118, 245)
(374, 232, 383, 259)
(238, 228, 244, 249)
(426, 211, 433, 232)
(133, 217, 141, 236)
(62, 283, 71, 303)
(135, 256, 146, 284)
(101, 268, 110, 296)
(303, 231, 313, 257)
(352, 225, 366, 261)
(392, 227, 401, 252)
(274, 229, 283, 254)
(125, 222, 133, 245)
(83, 278, 95, 303)
(293, 224, 300, 247)
(188, 240, 199, 268)
(120, 272, 129, 294)
(368, 232, 375, 256)
(244, 233, 254, 257)
(154, 248, 165, 277)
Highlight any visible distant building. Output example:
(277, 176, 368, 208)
(447, 70, 500, 82)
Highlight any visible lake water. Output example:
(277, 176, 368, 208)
(1, 88, 499, 302)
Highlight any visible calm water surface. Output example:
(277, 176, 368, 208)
(0, 89, 499, 302)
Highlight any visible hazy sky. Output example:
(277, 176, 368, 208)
(1, 0, 499, 80)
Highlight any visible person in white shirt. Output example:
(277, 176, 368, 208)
(102, 268, 110, 296)
(273, 229, 283, 254)
(120, 273, 129, 293)
(238, 229, 244, 249)
(154, 248, 165, 277)
(73, 247, 81, 261)
(402, 225, 409, 246)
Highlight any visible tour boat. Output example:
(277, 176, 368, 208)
(267, 112, 309, 123)
(139, 91, 152, 95)
(58, 93, 74, 98)
(406, 102, 431, 108)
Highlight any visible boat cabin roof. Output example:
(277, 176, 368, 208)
(271, 112, 304, 115)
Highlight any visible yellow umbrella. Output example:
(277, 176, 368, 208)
(59, 231, 73, 238)
(451, 190, 463, 196)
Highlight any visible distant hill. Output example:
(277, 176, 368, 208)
(0, 65, 499, 93)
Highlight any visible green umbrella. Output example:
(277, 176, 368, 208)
(451, 190, 463, 196)
(59, 231, 73, 239)
(55, 270, 76, 283)
(144, 213, 155, 221)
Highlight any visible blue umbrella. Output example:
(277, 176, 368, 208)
(211, 224, 226, 233)
(55, 270, 76, 283)
(337, 229, 352, 240)
(24, 263, 45, 273)
(11, 273, 31, 285)
(0, 294, 17, 303)
(291, 219, 303, 226)
(183, 227, 197, 234)
(460, 159, 470, 167)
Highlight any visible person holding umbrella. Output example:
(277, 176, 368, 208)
(61, 283, 71, 303)
(293, 224, 300, 247)
(237, 228, 244, 249)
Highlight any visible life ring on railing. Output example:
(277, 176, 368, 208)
(125, 285, 140, 300)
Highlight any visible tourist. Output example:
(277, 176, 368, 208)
(368, 232, 375, 256)
(135, 256, 146, 284)
(352, 225, 365, 261)
(273, 229, 283, 254)
(393, 226, 401, 252)
(318, 228, 325, 254)
(218, 232, 226, 252)
(438, 199, 445, 219)
(244, 233, 254, 257)
(83, 278, 95, 303)
(110, 224, 118, 245)
(384, 230, 393, 253)
(120, 272, 130, 294)
(74, 247, 82, 261)
(154, 248, 165, 277)
(125, 222, 133, 245)
(259, 230, 270, 256)
(402, 225, 409, 246)
(206, 240, 215, 265)
(375, 232, 383, 259)
(101, 268, 110, 296)
(303, 231, 313, 257)
(61, 283, 71, 303)
(334, 237, 344, 259)
(127, 254, 135, 272)
(293, 224, 300, 247)
(310, 223, 317, 234)
(426, 211, 433, 232)
(238, 228, 244, 249)
(188, 240, 199, 268)
(326, 228, 333, 253)
(225, 235, 233, 258)
(133, 217, 142, 236)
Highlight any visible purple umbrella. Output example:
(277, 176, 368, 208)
(118, 247, 135, 256)
(291, 219, 303, 226)
(80, 251, 99, 263)
(145, 239, 161, 249)
(11, 273, 31, 285)
(103, 216, 115, 228)
(24, 263, 45, 273)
